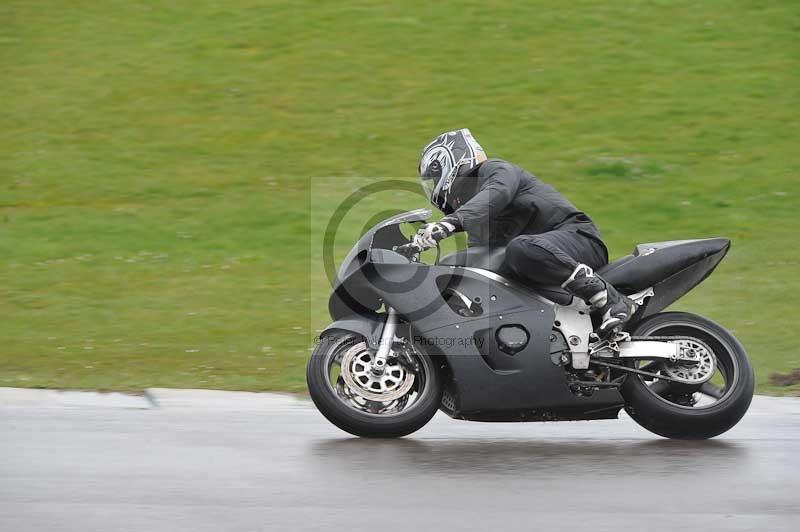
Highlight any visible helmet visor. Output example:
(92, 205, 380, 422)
(420, 174, 437, 203)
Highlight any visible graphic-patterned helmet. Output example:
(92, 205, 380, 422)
(418, 128, 487, 211)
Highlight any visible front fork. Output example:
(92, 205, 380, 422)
(371, 307, 398, 375)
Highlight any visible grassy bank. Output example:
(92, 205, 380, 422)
(1, 1, 798, 393)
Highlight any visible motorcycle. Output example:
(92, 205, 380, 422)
(307, 208, 754, 439)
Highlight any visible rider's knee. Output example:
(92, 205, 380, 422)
(506, 235, 542, 272)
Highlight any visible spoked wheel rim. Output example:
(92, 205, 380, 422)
(323, 336, 432, 417)
(634, 321, 739, 410)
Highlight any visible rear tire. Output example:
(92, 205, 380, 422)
(621, 312, 754, 439)
(307, 331, 442, 438)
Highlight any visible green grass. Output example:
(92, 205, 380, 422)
(1, 0, 798, 394)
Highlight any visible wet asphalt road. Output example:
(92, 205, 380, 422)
(2, 393, 799, 532)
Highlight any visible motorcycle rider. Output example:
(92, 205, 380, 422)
(414, 128, 637, 338)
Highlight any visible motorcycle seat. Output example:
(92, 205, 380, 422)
(439, 237, 730, 299)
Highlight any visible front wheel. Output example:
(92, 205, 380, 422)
(621, 312, 755, 439)
(307, 330, 442, 438)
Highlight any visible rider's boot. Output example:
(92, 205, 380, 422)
(562, 264, 637, 339)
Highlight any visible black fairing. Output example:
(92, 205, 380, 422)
(329, 209, 431, 319)
(596, 238, 731, 315)
(324, 210, 730, 423)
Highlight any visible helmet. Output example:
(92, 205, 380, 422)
(419, 128, 486, 211)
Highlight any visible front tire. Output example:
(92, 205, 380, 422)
(621, 312, 755, 439)
(307, 331, 442, 438)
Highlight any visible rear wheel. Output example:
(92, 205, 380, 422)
(621, 312, 754, 439)
(307, 330, 442, 438)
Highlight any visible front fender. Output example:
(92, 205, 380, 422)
(319, 315, 385, 350)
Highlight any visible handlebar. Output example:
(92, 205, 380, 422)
(393, 241, 441, 264)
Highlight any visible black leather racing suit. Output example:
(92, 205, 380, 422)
(444, 159, 608, 287)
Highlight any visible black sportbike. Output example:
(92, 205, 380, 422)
(307, 209, 754, 439)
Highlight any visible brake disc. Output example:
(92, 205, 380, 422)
(340, 343, 415, 402)
(661, 338, 716, 384)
